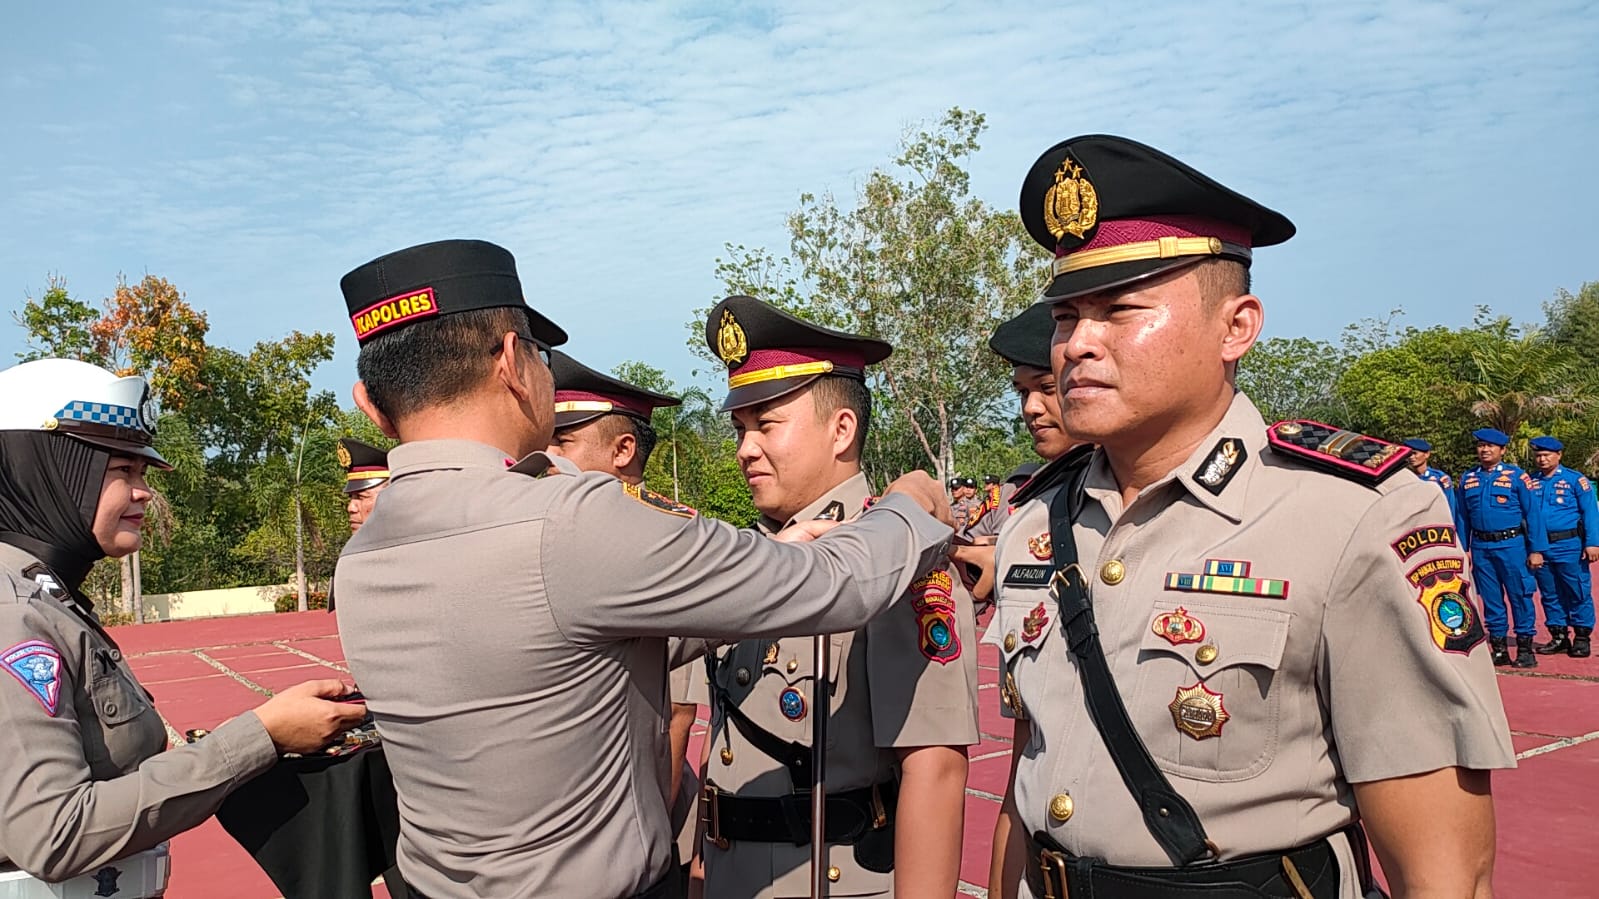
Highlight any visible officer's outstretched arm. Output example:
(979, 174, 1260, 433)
(1353, 768, 1495, 899)
(543, 477, 951, 642)
(0, 602, 278, 881)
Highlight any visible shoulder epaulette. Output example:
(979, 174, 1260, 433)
(1009, 443, 1095, 507)
(623, 482, 696, 518)
(1265, 420, 1410, 486)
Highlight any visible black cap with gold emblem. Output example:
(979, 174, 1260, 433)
(988, 302, 1055, 370)
(703, 296, 891, 412)
(550, 350, 681, 431)
(337, 438, 391, 495)
(1019, 136, 1295, 302)
(339, 239, 568, 348)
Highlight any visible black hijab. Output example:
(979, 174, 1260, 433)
(0, 431, 110, 590)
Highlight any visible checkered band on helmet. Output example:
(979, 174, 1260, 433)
(54, 401, 144, 431)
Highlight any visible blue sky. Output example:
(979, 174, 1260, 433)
(3, 0, 1596, 398)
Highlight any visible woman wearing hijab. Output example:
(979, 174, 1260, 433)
(0, 358, 367, 897)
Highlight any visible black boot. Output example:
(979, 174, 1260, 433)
(1571, 626, 1592, 658)
(1514, 635, 1538, 668)
(1535, 626, 1572, 654)
(1490, 637, 1511, 666)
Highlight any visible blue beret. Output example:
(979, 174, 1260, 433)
(1472, 428, 1510, 447)
(1530, 436, 1564, 452)
(1402, 439, 1432, 452)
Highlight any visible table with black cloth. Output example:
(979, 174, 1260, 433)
(218, 744, 412, 899)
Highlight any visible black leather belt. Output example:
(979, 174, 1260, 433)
(1473, 526, 1523, 543)
(1549, 527, 1582, 543)
(700, 781, 894, 847)
(1026, 831, 1342, 899)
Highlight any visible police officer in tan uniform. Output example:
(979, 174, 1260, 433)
(986, 136, 1516, 899)
(0, 359, 365, 896)
(326, 437, 391, 613)
(544, 348, 703, 891)
(962, 303, 1081, 543)
(694, 296, 980, 899)
(331, 240, 954, 899)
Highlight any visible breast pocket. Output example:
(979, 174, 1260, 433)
(990, 590, 1058, 723)
(90, 667, 151, 727)
(1132, 602, 1290, 782)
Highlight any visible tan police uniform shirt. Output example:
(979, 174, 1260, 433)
(333, 442, 951, 899)
(0, 543, 278, 880)
(985, 393, 1515, 899)
(702, 472, 981, 899)
(669, 659, 709, 866)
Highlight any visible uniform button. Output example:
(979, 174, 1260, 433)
(109, 649, 122, 661)
(104, 702, 118, 716)
(1100, 560, 1126, 585)
(720, 748, 734, 765)
(786, 659, 799, 674)
(735, 667, 751, 686)
(827, 866, 841, 882)
(1003, 632, 1018, 652)
(1195, 644, 1218, 665)
(1049, 793, 1075, 822)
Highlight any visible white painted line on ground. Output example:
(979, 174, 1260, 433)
(959, 880, 990, 898)
(1515, 729, 1599, 760)
(272, 641, 352, 673)
(194, 650, 274, 697)
(971, 748, 1013, 763)
(966, 786, 1004, 802)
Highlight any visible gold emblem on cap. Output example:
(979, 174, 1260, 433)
(336, 442, 352, 468)
(1043, 157, 1098, 242)
(1169, 682, 1230, 740)
(717, 310, 749, 366)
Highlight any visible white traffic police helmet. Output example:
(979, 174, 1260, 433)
(0, 359, 171, 468)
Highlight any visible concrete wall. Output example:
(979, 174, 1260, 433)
(142, 584, 293, 621)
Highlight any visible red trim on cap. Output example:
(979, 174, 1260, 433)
(730, 348, 865, 378)
(348, 465, 387, 474)
(554, 389, 653, 418)
(1057, 216, 1252, 258)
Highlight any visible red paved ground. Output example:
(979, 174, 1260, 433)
(110, 603, 1599, 898)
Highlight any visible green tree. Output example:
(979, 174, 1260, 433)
(706, 108, 1047, 484)
(12, 276, 103, 363)
(1236, 337, 1350, 424)
(1451, 317, 1589, 462)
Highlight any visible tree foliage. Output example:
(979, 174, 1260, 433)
(705, 108, 1047, 483)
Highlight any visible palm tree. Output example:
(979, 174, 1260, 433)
(1454, 324, 1592, 459)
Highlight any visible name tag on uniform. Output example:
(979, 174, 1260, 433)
(1004, 565, 1053, 587)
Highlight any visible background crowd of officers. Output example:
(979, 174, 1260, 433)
(1, 131, 1580, 899)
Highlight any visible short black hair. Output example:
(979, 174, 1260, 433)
(583, 414, 661, 470)
(809, 375, 872, 455)
(357, 307, 529, 421)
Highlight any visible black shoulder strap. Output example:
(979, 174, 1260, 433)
(705, 651, 812, 790)
(1045, 467, 1215, 866)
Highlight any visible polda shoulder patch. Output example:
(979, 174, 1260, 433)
(1266, 420, 1410, 486)
(623, 482, 696, 518)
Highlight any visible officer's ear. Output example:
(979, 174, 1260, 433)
(612, 430, 638, 470)
(1218, 293, 1264, 367)
(353, 381, 399, 440)
(828, 405, 860, 463)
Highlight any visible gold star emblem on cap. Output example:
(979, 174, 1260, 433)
(717, 310, 748, 365)
(336, 442, 352, 467)
(1044, 157, 1098, 242)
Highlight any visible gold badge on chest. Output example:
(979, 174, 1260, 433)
(1169, 682, 1229, 740)
(762, 642, 780, 666)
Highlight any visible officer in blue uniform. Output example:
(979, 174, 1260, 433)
(1457, 428, 1548, 667)
(1527, 435, 1598, 658)
(1404, 438, 1458, 523)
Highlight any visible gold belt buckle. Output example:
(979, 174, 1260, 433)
(700, 784, 729, 850)
(1037, 848, 1069, 899)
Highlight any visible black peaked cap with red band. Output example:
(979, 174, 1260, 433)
(338, 438, 391, 495)
(550, 350, 681, 431)
(704, 296, 891, 412)
(340, 239, 568, 347)
(1020, 135, 1295, 301)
